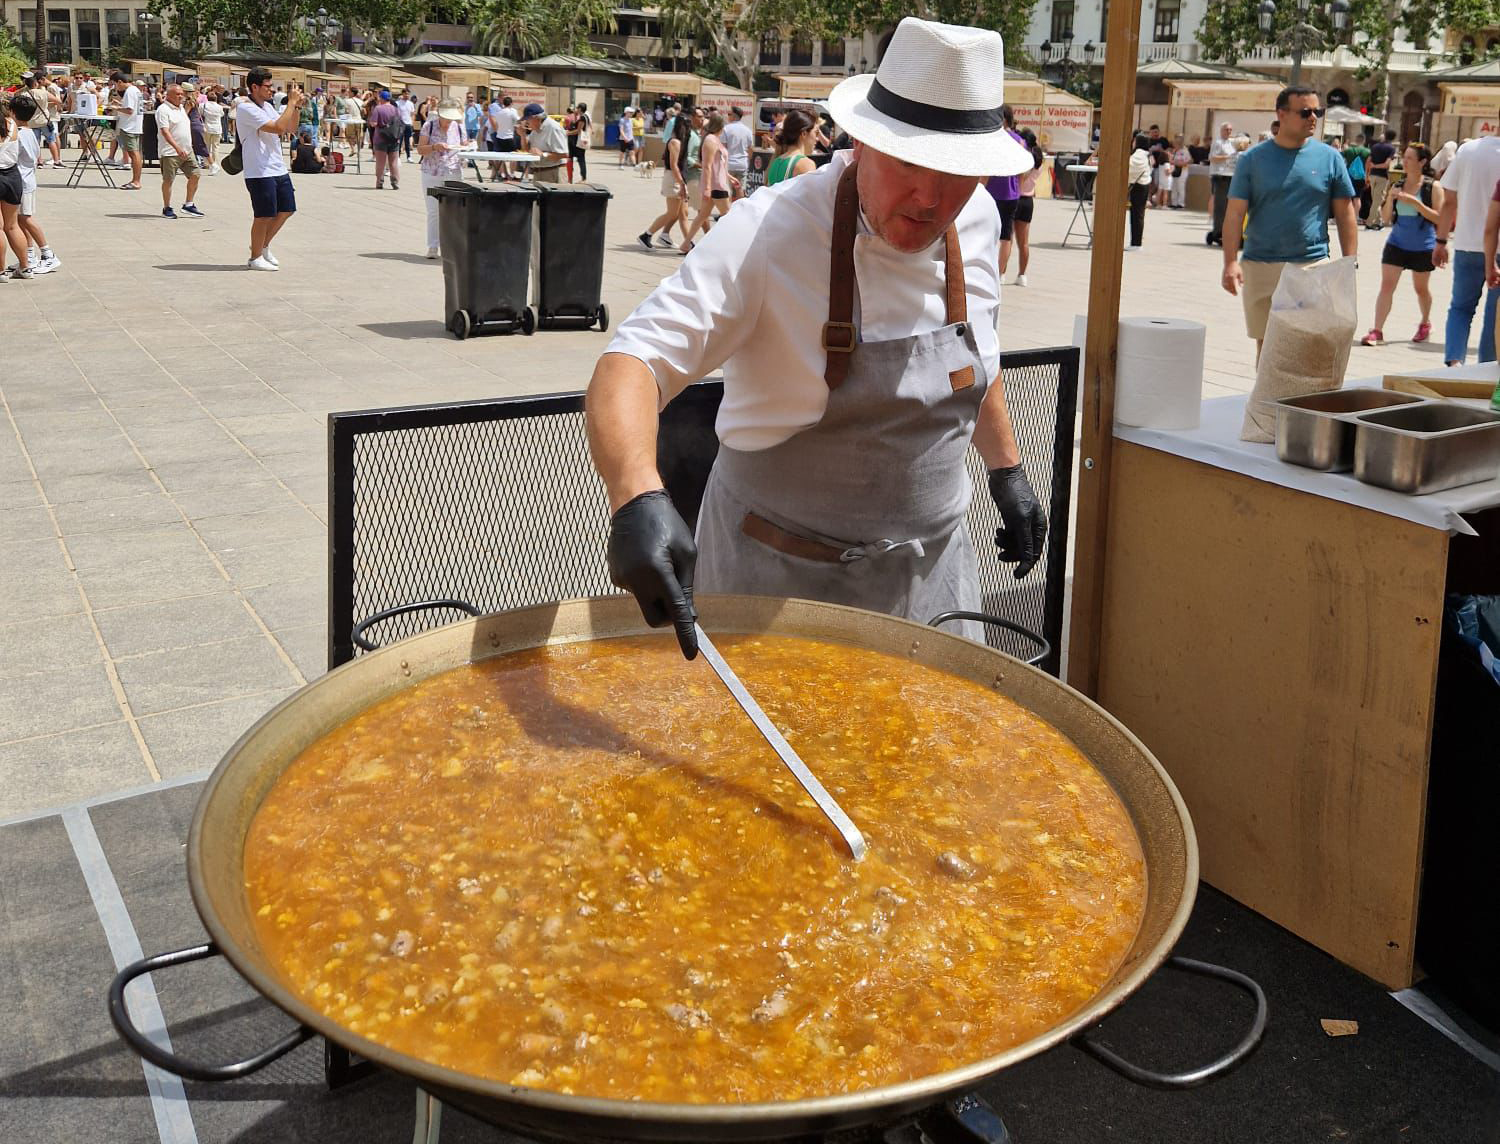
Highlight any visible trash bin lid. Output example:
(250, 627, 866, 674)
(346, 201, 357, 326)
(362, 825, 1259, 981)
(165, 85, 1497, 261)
(432, 179, 540, 199)
(534, 182, 613, 200)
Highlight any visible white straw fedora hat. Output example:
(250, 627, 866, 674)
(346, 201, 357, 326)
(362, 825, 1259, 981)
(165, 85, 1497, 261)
(828, 17, 1033, 178)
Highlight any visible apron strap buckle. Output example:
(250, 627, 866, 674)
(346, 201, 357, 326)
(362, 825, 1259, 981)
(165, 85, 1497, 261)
(822, 321, 857, 352)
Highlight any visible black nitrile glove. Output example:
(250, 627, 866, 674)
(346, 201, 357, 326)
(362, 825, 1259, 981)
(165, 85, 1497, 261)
(607, 489, 699, 660)
(987, 464, 1047, 580)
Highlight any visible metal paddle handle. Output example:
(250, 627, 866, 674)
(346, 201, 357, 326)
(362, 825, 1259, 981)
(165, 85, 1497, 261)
(693, 624, 868, 861)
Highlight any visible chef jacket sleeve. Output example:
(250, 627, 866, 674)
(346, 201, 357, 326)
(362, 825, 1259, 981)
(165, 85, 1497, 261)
(605, 199, 769, 409)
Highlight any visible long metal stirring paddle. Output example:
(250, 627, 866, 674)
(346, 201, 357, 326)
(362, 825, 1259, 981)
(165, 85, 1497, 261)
(693, 624, 868, 861)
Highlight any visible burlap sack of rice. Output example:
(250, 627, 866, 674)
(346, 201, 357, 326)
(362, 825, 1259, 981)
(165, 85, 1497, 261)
(1241, 307, 1355, 443)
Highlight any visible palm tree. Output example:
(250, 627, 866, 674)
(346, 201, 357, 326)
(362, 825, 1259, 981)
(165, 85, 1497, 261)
(471, 0, 616, 58)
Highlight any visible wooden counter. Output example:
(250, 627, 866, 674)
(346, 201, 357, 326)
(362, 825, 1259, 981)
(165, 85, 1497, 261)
(1097, 441, 1456, 988)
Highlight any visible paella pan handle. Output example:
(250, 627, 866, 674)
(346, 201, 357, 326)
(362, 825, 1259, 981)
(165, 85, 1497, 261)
(1071, 956, 1268, 1089)
(351, 599, 482, 652)
(109, 943, 317, 1082)
(927, 610, 1050, 669)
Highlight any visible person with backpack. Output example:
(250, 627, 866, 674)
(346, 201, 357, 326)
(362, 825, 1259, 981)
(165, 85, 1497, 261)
(568, 103, 591, 181)
(1360, 143, 1442, 347)
(1342, 132, 1371, 224)
(369, 90, 402, 190)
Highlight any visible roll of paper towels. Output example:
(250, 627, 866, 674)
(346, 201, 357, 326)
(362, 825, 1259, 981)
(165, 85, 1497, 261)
(1114, 317, 1205, 431)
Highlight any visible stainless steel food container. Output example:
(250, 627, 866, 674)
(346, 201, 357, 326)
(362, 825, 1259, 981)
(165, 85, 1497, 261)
(1274, 389, 1423, 472)
(1353, 403, 1500, 494)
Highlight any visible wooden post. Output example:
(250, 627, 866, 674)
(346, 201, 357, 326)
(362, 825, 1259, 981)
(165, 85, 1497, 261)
(1066, 0, 1145, 697)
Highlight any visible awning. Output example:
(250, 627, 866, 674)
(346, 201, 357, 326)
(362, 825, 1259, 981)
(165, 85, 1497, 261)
(1439, 83, 1500, 118)
(637, 72, 701, 97)
(700, 80, 754, 120)
(1325, 105, 1384, 126)
(776, 74, 841, 99)
(1165, 79, 1283, 112)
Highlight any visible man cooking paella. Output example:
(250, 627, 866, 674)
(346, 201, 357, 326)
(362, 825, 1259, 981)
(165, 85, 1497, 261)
(587, 17, 1046, 660)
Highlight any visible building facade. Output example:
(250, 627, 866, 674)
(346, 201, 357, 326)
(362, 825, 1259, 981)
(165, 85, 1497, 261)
(4, 0, 152, 65)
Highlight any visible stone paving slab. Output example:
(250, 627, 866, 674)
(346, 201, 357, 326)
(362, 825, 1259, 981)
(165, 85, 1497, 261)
(0, 149, 1485, 818)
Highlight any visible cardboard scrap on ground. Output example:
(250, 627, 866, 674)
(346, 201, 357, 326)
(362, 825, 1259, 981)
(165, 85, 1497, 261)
(1321, 1018, 1359, 1037)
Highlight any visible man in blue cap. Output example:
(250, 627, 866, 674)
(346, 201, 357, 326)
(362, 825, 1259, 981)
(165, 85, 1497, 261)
(521, 103, 567, 183)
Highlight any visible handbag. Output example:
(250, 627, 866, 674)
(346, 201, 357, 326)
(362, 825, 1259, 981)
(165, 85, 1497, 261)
(221, 135, 244, 175)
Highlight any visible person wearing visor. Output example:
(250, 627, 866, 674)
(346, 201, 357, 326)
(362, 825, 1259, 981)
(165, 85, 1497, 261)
(586, 18, 1048, 659)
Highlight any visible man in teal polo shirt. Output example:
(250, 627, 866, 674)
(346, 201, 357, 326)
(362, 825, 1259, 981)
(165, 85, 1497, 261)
(1220, 85, 1358, 358)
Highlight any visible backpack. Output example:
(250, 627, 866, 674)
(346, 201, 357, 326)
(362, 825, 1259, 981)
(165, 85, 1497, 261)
(375, 108, 402, 150)
(1348, 153, 1365, 181)
(326, 149, 344, 173)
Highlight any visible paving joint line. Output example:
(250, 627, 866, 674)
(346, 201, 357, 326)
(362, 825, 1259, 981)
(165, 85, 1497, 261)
(54, 321, 313, 691)
(0, 383, 163, 783)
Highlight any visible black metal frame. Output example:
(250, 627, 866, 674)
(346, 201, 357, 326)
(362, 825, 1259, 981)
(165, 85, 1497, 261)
(327, 347, 1080, 673)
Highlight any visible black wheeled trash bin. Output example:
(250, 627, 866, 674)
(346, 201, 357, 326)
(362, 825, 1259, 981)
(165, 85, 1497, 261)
(533, 182, 612, 331)
(428, 180, 538, 339)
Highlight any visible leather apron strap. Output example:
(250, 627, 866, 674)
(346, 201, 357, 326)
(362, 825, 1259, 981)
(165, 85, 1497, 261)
(822, 160, 974, 393)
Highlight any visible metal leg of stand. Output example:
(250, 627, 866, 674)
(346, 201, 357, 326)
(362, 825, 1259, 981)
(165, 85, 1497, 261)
(411, 1090, 442, 1144)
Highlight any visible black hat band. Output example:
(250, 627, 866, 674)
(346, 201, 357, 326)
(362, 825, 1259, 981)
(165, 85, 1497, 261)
(866, 77, 1005, 135)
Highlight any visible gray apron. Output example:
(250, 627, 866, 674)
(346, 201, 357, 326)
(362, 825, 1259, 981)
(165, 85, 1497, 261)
(695, 161, 989, 636)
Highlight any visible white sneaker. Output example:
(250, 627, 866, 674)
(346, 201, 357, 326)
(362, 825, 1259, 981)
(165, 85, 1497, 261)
(426, 246, 439, 259)
(42, 255, 61, 273)
(248, 255, 278, 271)
(1015, 273, 1028, 287)
(262, 249, 279, 267)
(31, 258, 54, 275)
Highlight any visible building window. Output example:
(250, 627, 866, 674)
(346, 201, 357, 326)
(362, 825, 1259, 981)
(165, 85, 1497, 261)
(1153, 0, 1179, 42)
(106, 8, 131, 48)
(77, 7, 102, 60)
(789, 35, 813, 66)
(1050, 1, 1074, 43)
(48, 9, 72, 59)
(759, 31, 780, 66)
(820, 38, 844, 67)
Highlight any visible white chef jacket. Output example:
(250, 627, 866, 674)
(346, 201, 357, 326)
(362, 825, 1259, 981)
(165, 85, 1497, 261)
(607, 150, 1002, 452)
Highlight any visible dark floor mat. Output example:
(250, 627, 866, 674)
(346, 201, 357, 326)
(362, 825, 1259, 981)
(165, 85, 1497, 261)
(4, 785, 1497, 1144)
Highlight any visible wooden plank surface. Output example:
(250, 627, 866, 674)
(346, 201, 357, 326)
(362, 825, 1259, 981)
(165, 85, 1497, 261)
(1066, 0, 1144, 699)
(1097, 443, 1446, 988)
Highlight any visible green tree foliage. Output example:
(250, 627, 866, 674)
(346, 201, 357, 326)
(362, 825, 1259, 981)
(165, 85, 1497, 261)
(0, 23, 28, 85)
(655, 0, 1041, 90)
(106, 30, 189, 67)
(155, 0, 428, 56)
(469, 0, 618, 59)
(1199, 0, 1500, 119)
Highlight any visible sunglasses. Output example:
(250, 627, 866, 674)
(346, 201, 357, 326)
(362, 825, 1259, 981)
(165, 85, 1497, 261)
(1293, 107, 1327, 119)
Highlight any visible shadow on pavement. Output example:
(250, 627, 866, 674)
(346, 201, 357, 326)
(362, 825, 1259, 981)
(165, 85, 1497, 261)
(359, 320, 450, 340)
(359, 252, 435, 265)
(154, 263, 244, 272)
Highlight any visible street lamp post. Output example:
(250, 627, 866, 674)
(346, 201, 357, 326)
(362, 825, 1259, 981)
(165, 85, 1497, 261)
(1258, 0, 1349, 88)
(1038, 30, 1080, 93)
(140, 10, 155, 60)
(317, 7, 330, 78)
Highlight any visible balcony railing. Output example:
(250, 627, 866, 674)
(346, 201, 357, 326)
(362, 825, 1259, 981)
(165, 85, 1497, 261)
(1023, 41, 1201, 65)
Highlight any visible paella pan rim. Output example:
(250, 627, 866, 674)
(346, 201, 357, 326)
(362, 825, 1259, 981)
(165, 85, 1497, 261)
(185, 594, 1199, 1139)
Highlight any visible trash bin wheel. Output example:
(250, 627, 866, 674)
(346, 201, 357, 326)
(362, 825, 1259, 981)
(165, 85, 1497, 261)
(596, 303, 610, 332)
(520, 306, 537, 336)
(450, 310, 472, 340)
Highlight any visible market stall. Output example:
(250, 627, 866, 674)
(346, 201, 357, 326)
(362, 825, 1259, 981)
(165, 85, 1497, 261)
(1433, 82, 1500, 145)
(775, 74, 842, 100)
(1086, 371, 1500, 989)
(700, 79, 755, 124)
(1163, 77, 1284, 209)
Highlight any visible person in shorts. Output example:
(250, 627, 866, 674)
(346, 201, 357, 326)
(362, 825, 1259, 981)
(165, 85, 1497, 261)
(236, 67, 302, 271)
(5, 92, 58, 276)
(108, 71, 145, 189)
(1361, 143, 1442, 347)
(155, 84, 203, 219)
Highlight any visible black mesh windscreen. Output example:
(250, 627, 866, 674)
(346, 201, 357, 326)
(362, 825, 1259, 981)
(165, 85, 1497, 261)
(330, 348, 1078, 673)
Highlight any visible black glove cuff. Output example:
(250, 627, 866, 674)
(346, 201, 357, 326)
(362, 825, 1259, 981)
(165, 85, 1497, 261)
(611, 488, 671, 522)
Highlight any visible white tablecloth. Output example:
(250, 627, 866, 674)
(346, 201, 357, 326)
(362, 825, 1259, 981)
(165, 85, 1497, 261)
(1113, 365, 1500, 536)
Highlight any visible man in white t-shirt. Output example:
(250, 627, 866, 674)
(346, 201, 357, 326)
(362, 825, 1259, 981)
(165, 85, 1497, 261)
(108, 71, 145, 189)
(721, 106, 753, 204)
(396, 90, 416, 162)
(200, 94, 224, 172)
(489, 95, 520, 179)
(1433, 133, 1500, 365)
(236, 67, 305, 272)
(1206, 120, 1239, 246)
(617, 107, 634, 167)
(155, 84, 203, 219)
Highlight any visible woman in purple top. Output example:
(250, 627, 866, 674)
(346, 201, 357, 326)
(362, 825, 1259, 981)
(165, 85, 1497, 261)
(985, 105, 1027, 279)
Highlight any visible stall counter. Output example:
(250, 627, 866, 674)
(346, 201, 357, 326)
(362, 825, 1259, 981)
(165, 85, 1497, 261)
(1096, 369, 1500, 989)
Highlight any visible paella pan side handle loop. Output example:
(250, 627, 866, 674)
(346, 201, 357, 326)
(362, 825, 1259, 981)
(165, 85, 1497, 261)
(927, 610, 1051, 669)
(351, 599, 482, 652)
(1071, 956, 1268, 1089)
(109, 943, 317, 1082)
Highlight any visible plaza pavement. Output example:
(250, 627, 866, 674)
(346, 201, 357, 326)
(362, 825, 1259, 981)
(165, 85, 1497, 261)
(0, 148, 1474, 820)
